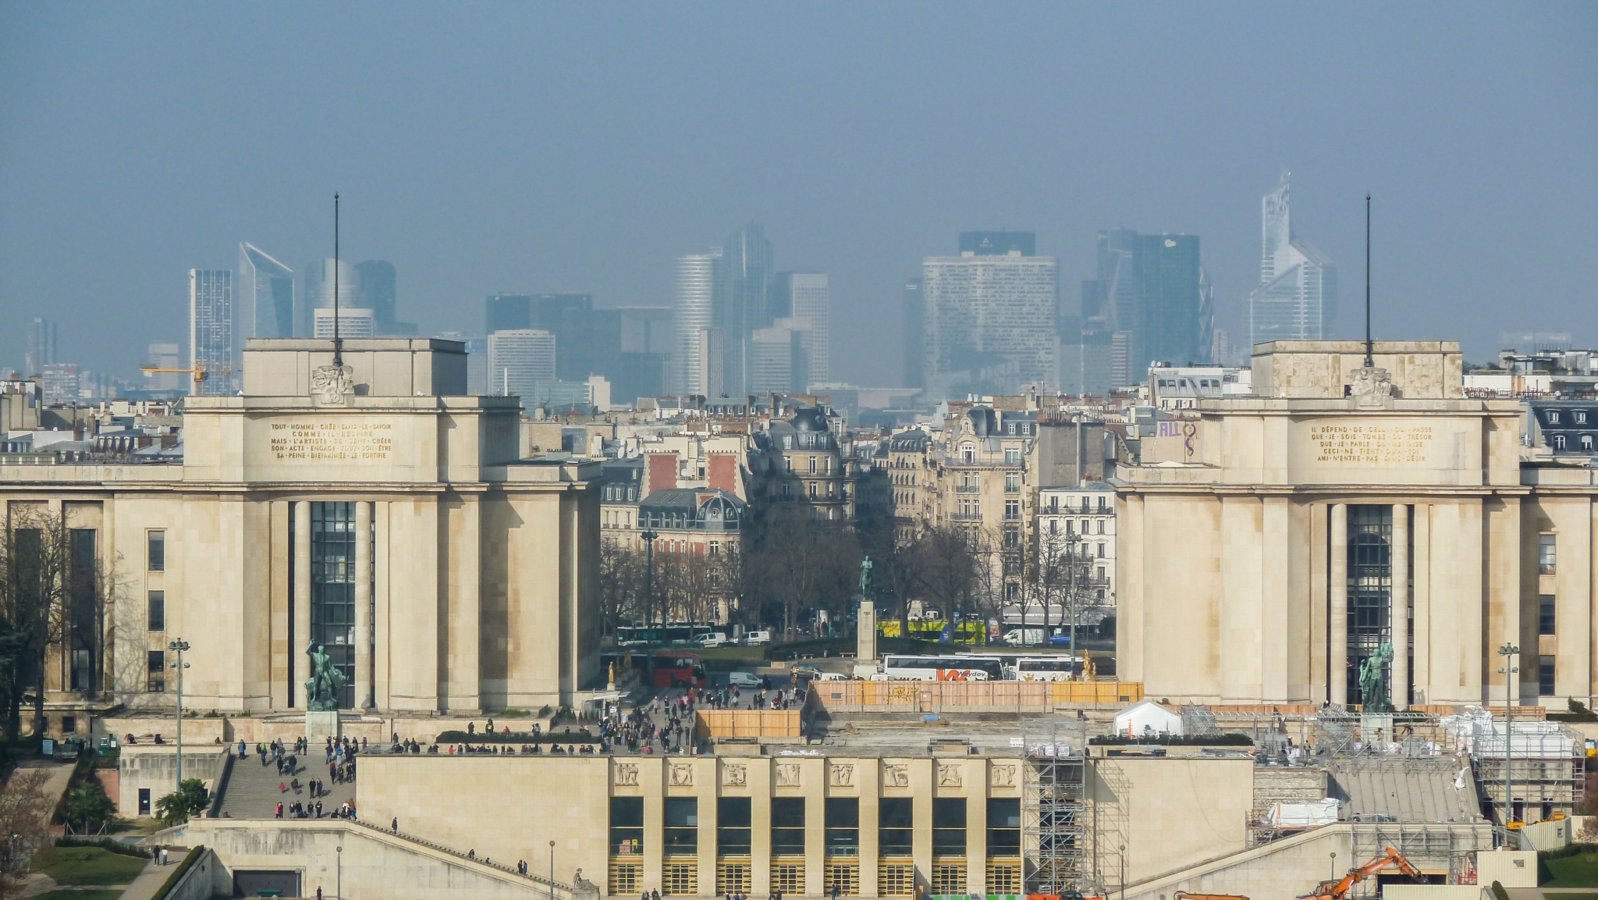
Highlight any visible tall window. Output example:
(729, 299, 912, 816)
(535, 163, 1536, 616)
(1004, 473, 1020, 493)
(146, 530, 165, 572)
(1347, 505, 1393, 704)
(1004, 500, 1020, 521)
(664, 797, 698, 854)
(311, 502, 356, 708)
(68, 528, 99, 691)
(809, 456, 817, 475)
(1004, 447, 1021, 465)
(771, 798, 805, 854)
(146, 650, 165, 692)
(1539, 655, 1556, 696)
(932, 797, 966, 855)
(1538, 534, 1556, 575)
(1539, 594, 1557, 636)
(147, 591, 165, 631)
(717, 797, 751, 854)
(879, 798, 913, 855)
(987, 799, 1020, 855)
(609, 797, 644, 854)
(824, 798, 859, 856)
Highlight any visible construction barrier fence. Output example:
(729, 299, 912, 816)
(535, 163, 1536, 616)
(809, 679, 1143, 714)
(695, 709, 803, 740)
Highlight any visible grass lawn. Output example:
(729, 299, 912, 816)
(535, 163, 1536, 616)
(29, 844, 148, 886)
(33, 890, 123, 900)
(1543, 847, 1598, 888)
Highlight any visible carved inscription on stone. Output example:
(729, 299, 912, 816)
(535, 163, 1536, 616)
(614, 763, 638, 786)
(829, 764, 854, 787)
(270, 421, 395, 462)
(669, 763, 694, 786)
(776, 763, 800, 787)
(1308, 424, 1434, 465)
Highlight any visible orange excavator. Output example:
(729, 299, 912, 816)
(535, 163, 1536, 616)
(1298, 847, 1423, 899)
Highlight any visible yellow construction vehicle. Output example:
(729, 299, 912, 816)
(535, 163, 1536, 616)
(1298, 846, 1423, 899)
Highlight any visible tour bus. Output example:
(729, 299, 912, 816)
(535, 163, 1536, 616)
(1012, 656, 1082, 682)
(865, 654, 1005, 682)
(615, 623, 716, 647)
(647, 651, 708, 689)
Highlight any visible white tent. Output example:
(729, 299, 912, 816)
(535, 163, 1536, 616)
(1113, 699, 1183, 737)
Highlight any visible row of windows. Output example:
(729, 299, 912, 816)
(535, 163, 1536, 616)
(1548, 433, 1596, 451)
(609, 857, 1019, 898)
(608, 797, 1019, 857)
(1045, 518, 1110, 536)
(1543, 408, 1591, 425)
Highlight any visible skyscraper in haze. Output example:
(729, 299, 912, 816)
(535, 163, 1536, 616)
(487, 329, 557, 410)
(922, 235, 1056, 397)
(486, 293, 533, 334)
(719, 224, 774, 399)
(1081, 228, 1209, 386)
(188, 268, 235, 396)
(774, 272, 830, 389)
(238, 243, 296, 340)
(672, 250, 722, 397)
(25, 317, 57, 375)
(1245, 173, 1335, 350)
(304, 259, 373, 340)
(357, 260, 407, 335)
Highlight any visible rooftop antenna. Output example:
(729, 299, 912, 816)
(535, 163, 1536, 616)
(1363, 194, 1373, 368)
(333, 192, 343, 368)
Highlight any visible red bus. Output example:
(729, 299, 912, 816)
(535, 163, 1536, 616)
(649, 651, 707, 689)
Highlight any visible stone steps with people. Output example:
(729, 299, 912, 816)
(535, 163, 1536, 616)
(214, 740, 359, 821)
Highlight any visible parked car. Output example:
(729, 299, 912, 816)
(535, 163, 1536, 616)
(727, 671, 762, 688)
(696, 632, 731, 648)
(1002, 627, 1046, 646)
(742, 630, 772, 646)
(1048, 632, 1075, 647)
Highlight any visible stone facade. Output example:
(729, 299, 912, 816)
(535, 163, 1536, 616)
(0, 339, 602, 718)
(1117, 341, 1598, 708)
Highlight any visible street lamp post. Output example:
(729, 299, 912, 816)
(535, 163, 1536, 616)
(1329, 851, 1337, 881)
(642, 529, 659, 631)
(548, 839, 556, 900)
(168, 638, 191, 787)
(1066, 532, 1081, 663)
(336, 844, 343, 899)
(1118, 842, 1127, 900)
(1497, 642, 1520, 840)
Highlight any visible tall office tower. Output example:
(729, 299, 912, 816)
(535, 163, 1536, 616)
(238, 243, 296, 340)
(25, 317, 57, 375)
(719, 224, 774, 399)
(357, 261, 408, 335)
(1245, 173, 1336, 349)
(486, 293, 534, 334)
(529, 294, 621, 383)
(312, 308, 375, 339)
(302, 259, 362, 337)
(921, 234, 1057, 397)
(487, 329, 557, 410)
(774, 272, 830, 390)
(1082, 228, 1207, 387)
(616, 307, 672, 403)
(748, 319, 808, 394)
(41, 363, 81, 405)
(901, 277, 923, 390)
(672, 250, 722, 396)
(144, 342, 183, 392)
(188, 268, 235, 396)
(959, 231, 1037, 257)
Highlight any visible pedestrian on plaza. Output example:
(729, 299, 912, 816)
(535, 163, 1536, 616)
(391, 816, 398, 833)
(275, 802, 283, 819)
(160, 847, 169, 866)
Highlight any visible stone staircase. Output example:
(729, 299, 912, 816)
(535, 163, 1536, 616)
(213, 749, 359, 820)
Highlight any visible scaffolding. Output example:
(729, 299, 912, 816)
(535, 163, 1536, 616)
(1021, 718, 1089, 896)
(1444, 708, 1588, 825)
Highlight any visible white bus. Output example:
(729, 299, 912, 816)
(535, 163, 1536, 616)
(1012, 656, 1081, 682)
(867, 654, 1003, 682)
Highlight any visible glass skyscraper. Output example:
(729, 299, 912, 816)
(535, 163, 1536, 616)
(239, 243, 296, 340)
(189, 268, 235, 396)
(1246, 173, 1337, 350)
(922, 236, 1057, 397)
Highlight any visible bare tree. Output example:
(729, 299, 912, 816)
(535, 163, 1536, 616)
(907, 525, 978, 626)
(0, 506, 115, 739)
(597, 538, 646, 636)
(0, 768, 53, 898)
(743, 506, 859, 638)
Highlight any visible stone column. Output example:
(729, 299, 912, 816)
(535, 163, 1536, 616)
(354, 500, 373, 709)
(1391, 503, 1410, 709)
(294, 500, 312, 708)
(1330, 504, 1349, 706)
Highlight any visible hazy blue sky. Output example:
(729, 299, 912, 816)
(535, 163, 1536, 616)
(2, 2, 1594, 385)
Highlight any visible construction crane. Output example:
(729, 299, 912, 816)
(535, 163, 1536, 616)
(140, 364, 233, 389)
(1298, 846, 1423, 899)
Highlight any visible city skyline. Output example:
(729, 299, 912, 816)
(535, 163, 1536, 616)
(2, 4, 1592, 386)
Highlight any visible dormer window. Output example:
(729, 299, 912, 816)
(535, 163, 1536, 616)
(1548, 410, 1561, 424)
(1576, 410, 1588, 424)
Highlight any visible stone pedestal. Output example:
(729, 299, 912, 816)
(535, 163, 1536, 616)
(857, 600, 878, 664)
(306, 710, 341, 745)
(1360, 713, 1394, 749)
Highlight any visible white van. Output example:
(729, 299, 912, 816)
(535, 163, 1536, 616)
(742, 630, 772, 646)
(696, 632, 731, 648)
